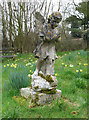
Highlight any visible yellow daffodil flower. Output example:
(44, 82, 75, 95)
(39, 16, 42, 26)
(28, 74, 31, 77)
(65, 64, 67, 67)
(76, 70, 79, 72)
(7, 64, 9, 67)
(62, 63, 64, 65)
(14, 66, 16, 68)
(78, 52, 80, 54)
(80, 69, 83, 72)
(11, 65, 13, 67)
(55, 73, 58, 76)
(79, 63, 81, 65)
(4, 65, 6, 68)
(35, 60, 37, 63)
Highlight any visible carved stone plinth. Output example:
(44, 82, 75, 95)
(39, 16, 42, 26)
(20, 87, 61, 105)
(20, 75, 61, 105)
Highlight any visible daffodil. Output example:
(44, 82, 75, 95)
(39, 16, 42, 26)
(55, 73, 58, 76)
(35, 60, 37, 63)
(78, 52, 80, 54)
(4, 65, 6, 68)
(14, 66, 16, 68)
(62, 63, 64, 65)
(28, 74, 31, 77)
(76, 70, 79, 73)
(80, 69, 83, 72)
(7, 64, 9, 67)
(26, 63, 31, 66)
(65, 64, 67, 67)
(30, 70, 32, 73)
(79, 63, 81, 65)
(69, 64, 73, 67)
(11, 65, 13, 67)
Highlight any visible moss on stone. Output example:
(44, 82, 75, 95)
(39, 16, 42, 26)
(34, 86, 39, 89)
(40, 88, 57, 94)
(45, 75, 54, 83)
(38, 73, 45, 79)
(38, 73, 54, 83)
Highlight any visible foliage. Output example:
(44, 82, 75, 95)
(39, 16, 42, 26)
(1, 1, 60, 52)
(83, 29, 89, 41)
(8, 67, 30, 90)
(2, 50, 88, 118)
(66, 15, 82, 38)
(76, 1, 88, 30)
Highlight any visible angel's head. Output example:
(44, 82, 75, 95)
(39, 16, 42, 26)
(48, 12, 62, 29)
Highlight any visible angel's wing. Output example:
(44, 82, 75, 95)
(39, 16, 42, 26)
(35, 12, 45, 24)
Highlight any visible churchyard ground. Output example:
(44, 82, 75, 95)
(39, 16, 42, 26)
(1, 50, 88, 118)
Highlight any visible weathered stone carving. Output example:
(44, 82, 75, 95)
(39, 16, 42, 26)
(21, 12, 62, 106)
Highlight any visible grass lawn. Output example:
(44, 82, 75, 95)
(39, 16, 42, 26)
(0, 62, 2, 119)
(1, 50, 88, 118)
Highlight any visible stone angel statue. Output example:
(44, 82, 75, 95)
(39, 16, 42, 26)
(32, 12, 62, 77)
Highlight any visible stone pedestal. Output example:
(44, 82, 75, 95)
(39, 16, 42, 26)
(20, 87, 61, 105)
(20, 75, 61, 105)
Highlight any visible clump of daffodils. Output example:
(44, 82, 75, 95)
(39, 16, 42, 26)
(26, 63, 31, 66)
(84, 63, 88, 66)
(10, 63, 17, 68)
(76, 69, 83, 73)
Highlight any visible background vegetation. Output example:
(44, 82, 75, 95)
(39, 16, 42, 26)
(0, 0, 89, 52)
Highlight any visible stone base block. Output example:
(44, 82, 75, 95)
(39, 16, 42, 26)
(20, 87, 61, 105)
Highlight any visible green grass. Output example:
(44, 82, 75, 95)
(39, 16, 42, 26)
(1, 50, 88, 118)
(0, 62, 2, 119)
